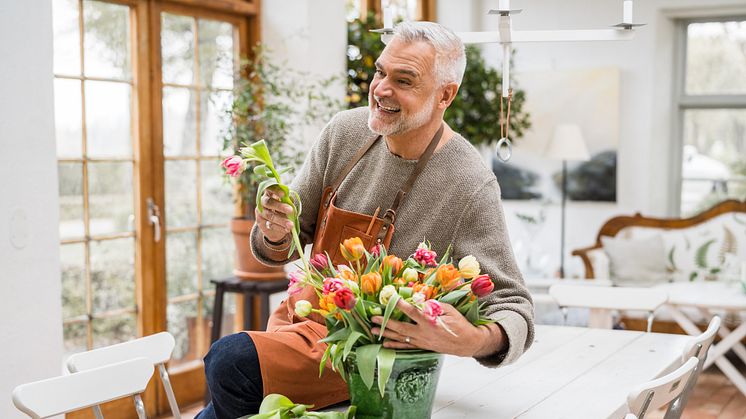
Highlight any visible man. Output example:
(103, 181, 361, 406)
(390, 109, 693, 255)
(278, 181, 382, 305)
(197, 21, 533, 419)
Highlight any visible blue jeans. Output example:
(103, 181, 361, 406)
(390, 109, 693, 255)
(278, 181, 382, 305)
(196, 333, 264, 419)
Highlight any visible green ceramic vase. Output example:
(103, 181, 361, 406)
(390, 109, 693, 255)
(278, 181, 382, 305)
(344, 350, 444, 419)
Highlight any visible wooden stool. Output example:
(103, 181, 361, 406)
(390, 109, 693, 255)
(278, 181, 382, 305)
(209, 276, 288, 344)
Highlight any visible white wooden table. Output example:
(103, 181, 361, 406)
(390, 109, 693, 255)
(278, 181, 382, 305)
(655, 281, 746, 397)
(432, 325, 690, 419)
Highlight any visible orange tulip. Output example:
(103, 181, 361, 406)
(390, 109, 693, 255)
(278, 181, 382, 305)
(412, 283, 436, 300)
(336, 265, 358, 283)
(360, 272, 382, 295)
(382, 255, 404, 276)
(340, 237, 366, 261)
(436, 263, 462, 291)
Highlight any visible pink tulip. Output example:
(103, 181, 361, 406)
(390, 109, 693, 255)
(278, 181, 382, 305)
(287, 270, 305, 296)
(221, 156, 246, 177)
(471, 274, 494, 297)
(323, 277, 345, 295)
(310, 253, 329, 271)
(333, 288, 356, 310)
(422, 300, 443, 325)
(414, 245, 438, 266)
(369, 243, 382, 258)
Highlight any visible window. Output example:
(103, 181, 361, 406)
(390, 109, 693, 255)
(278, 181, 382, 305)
(52, 0, 257, 415)
(675, 18, 746, 216)
(346, 0, 436, 22)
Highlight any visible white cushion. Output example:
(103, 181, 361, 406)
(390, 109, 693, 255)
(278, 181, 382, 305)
(601, 234, 669, 286)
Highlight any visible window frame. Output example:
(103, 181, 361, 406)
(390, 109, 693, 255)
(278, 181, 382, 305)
(55, 1, 259, 417)
(671, 16, 746, 215)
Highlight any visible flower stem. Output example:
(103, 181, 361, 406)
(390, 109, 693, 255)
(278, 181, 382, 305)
(350, 308, 375, 342)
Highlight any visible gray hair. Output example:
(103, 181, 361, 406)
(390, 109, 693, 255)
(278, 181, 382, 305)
(393, 21, 466, 87)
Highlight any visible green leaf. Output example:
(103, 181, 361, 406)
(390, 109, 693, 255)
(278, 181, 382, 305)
(398, 287, 413, 299)
(464, 300, 480, 324)
(378, 293, 400, 339)
(376, 348, 396, 398)
(439, 289, 469, 305)
(256, 177, 280, 212)
(319, 343, 332, 378)
(343, 331, 364, 361)
(695, 239, 716, 269)
(667, 246, 677, 271)
(319, 327, 350, 344)
(356, 344, 381, 390)
(258, 394, 295, 414)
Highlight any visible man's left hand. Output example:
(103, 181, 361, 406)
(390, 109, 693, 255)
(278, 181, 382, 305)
(370, 299, 506, 358)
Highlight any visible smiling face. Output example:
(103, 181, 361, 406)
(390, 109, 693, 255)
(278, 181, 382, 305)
(367, 37, 441, 137)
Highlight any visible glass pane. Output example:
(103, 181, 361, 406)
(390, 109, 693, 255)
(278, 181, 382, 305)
(198, 19, 234, 89)
(92, 313, 137, 349)
(88, 162, 134, 236)
(168, 300, 199, 363)
(686, 21, 746, 95)
(163, 87, 197, 157)
(165, 160, 198, 227)
(681, 109, 746, 214)
(90, 238, 135, 313)
(53, 0, 81, 75)
(63, 321, 88, 356)
(61, 243, 86, 319)
(162, 13, 195, 85)
(200, 90, 232, 155)
(167, 231, 198, 298)
(54, 79, 83, 158)
(58, 162, 85, 239)
(85, 80, 132, 158)
(83, 0, 131, 80)
(201, 160, 233, 225)
(201, 227, 233, 283)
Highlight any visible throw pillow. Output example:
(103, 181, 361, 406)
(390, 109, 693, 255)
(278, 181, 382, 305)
(601, 234, 669, 286)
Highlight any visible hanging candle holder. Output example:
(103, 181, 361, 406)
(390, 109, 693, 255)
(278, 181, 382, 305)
(496, 88, 514, 162)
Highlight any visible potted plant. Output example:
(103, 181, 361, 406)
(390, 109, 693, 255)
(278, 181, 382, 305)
(222, 44, 343, 278)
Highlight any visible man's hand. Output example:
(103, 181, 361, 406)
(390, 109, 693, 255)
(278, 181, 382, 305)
(255, 187, 294, 243)
(370, 299, 507, 358)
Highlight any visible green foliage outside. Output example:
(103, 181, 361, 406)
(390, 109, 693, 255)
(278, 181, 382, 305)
(346, 13, 531, 147)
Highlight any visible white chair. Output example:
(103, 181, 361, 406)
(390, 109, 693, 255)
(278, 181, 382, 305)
(66, 332, 180, 419)
(624, 357, 699, 419)
(12, 357, 153, 419)
(549, 284, 668, 332)
(663, 316, 721, 419)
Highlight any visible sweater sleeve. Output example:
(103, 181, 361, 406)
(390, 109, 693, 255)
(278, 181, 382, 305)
(250, 113, 337, 266)
(450, 177, 535, 367)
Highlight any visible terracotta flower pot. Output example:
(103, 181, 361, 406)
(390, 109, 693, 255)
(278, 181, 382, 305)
(231, 218, 286, 281)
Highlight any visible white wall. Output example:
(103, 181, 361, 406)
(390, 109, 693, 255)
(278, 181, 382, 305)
(262, 0, 348, 148)
(438, 0, 746, 278)
(0, 0, 63, 417)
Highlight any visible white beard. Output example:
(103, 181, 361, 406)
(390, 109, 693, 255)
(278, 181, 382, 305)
(368, 93, 438, 136)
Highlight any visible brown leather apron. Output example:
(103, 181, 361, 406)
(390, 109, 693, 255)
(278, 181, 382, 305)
(247, 125, 444, 409)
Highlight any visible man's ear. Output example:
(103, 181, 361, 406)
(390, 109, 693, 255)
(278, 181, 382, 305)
(438, 82, 460, 109)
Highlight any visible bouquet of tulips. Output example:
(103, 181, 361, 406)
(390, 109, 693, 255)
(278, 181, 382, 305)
(222, 140, 497, 398)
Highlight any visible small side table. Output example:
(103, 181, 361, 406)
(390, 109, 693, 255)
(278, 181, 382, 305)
(209, 277, 288, 344)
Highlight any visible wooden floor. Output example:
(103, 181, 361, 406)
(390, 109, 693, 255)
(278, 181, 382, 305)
(170, 365, 746, 419)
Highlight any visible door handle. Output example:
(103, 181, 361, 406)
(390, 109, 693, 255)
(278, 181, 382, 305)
(147, 198, 161, 243)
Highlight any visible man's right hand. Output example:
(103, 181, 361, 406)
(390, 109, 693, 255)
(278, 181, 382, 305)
(255, 187, 295, 244)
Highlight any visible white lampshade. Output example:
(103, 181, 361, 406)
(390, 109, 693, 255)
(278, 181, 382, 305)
(545, 124, 591, 161)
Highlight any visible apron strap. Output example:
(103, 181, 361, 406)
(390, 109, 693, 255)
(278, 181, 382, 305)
(329, 134, 381, 195)
(376, 123, 445, 242)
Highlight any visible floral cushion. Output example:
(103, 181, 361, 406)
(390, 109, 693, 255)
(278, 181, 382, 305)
(590, 212, 746, 283)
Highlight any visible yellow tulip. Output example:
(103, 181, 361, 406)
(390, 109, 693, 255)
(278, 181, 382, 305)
(340, 237, 366, 261)
(458, 255, 480, 279)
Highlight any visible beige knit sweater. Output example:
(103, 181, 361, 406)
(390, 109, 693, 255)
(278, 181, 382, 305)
(251, 107, 534, 367)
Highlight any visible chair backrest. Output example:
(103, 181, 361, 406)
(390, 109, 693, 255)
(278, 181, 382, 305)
(66, 331, 175, 372)
(12, 357, 153, 419)
(625, 357, 698, 419)
(549, 284, 668, 311)
(682, 316, 721, 363)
